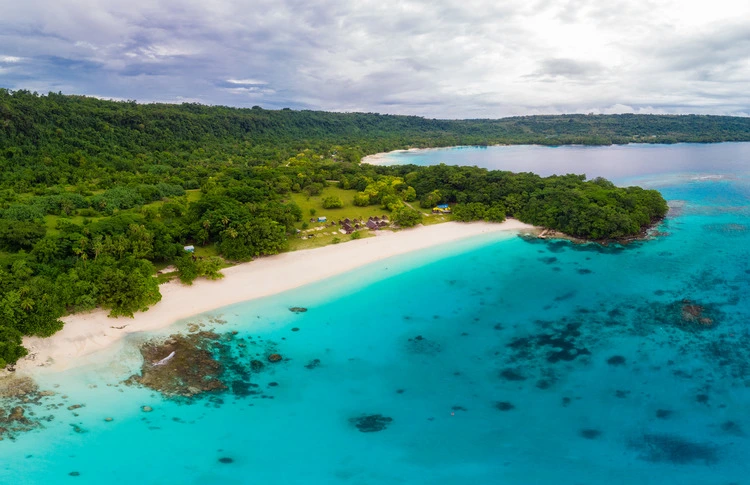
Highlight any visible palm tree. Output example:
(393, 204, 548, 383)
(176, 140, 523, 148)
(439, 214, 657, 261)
(20, 298, 35, 311)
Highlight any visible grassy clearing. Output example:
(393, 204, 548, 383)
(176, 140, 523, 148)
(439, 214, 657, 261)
(419, 212, 453, 226)
(193, 243, 221, 259)
(186, 189, 201, 202)
(288, 185, 393, 228)
(44, 214, 105, 235)
(286, 229, 374, 251)
(286, 184, 395, 250)
(285, 183, 455, 250)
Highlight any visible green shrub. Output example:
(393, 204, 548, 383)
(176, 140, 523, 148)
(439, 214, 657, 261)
(322, 196, 344, 209)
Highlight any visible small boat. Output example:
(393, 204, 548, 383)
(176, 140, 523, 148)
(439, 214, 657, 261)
(153, 351, 176, 366)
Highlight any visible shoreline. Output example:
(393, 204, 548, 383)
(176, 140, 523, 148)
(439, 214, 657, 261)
(360, 141, 746, 166)
(15, 220, 538, 376)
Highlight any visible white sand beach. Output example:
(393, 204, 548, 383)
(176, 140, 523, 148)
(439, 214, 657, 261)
(16, 220, 537, 375)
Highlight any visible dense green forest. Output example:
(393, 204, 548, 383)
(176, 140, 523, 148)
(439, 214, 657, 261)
(0, 88, 701, 366)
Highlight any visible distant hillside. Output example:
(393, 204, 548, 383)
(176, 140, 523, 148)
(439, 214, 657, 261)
(3, 89, 750, 155)
(2, 88, 750, 192)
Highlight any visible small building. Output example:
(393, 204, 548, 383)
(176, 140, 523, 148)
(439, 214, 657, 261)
(317, 216, 327, 223)
(433, 204, 451, 214)
(366, 220, 378, 230)
(184, 245, 195, 253)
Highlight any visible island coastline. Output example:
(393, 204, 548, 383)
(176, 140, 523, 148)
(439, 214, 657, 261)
(13, 220, 538, 376)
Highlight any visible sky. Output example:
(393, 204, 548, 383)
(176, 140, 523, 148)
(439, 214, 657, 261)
(1, 0, 750, 118)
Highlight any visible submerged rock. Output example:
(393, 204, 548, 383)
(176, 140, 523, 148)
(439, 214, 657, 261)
(655, 409, 673, 419)
(495, 401, 515, 411)
(125, 332, 227, 398)
(0, 376, 57, 440)
(350, 414, 393, 433)
(0, 375, 38, 399)
(579, 429, 602, 439)
(646, 299, 722, 331)
(124, 330, 277, 401)
(9, 406, 26, 422)
(607, 355, 626, 366)
(267, 353, 283, 363)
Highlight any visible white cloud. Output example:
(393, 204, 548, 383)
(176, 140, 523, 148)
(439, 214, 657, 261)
(226, 79, 268, 85)
(0, 0, 748, 117)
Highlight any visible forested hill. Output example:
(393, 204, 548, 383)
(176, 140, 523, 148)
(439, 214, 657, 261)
(4, 89, 750, 160)
(0, 88, 672, 367)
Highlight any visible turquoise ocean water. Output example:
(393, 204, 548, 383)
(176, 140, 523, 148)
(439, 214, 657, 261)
(3, 144, 750, 484)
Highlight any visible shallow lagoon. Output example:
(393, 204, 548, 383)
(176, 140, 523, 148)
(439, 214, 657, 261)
(368, 142, 750, 180)
(4, 143, 750, 485)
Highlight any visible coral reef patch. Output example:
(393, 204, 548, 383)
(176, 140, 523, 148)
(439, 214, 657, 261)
(125, 330, 280, 401)
(349, 414, 393, 433)
(629, 433, 719, 465)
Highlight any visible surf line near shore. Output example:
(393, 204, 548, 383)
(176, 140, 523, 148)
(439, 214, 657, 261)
(16, 219, 538, 376)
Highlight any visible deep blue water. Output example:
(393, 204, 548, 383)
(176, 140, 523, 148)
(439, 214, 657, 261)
(3, 143, 750, 484)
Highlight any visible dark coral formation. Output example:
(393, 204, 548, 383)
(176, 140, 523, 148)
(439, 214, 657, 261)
(720, 420, 744, 436)
(495, 401, 515, 411)
(125, 330, 281, 400)
(607, 355, 626, 366)
(579, 429, 602, 440)
(126, 332, 227, 398)
(499, 368, 526, 381)
(629, 433, 719, 465)
(648, 299, 722, 331)
(0, 406, 35, 440)
(406, 335, 442, 355)
(507, 323, 591, 364)
(0, 375, 58, 441)
(655, 409, 673, 419)
(349, 414, 393, 433)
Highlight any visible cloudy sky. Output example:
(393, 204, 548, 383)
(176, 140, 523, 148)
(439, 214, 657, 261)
(1, 0, 749, 118)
